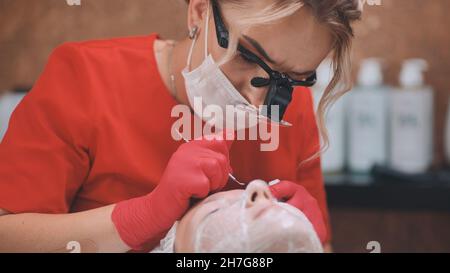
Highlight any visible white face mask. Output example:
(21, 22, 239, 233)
(181, 5, 260, 130)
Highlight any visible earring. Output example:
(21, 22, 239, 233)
(189, 26, 199, 40)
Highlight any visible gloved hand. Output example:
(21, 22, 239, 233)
(112, 136, 233, 250)
(269, 180, 327, 244)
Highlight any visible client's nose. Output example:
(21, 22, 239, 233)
(245, 180, 273, 208)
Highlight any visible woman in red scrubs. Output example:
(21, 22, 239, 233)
(0, 0, 360, 252)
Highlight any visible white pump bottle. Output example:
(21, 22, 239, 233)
(390, 59, 434, 174)
(347, 58, 389, 174)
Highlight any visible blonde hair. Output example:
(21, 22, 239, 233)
(185, 0, 361, 163)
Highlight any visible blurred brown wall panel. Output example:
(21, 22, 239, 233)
(0, 0, 188, 92)
(0, 0, 449, 165)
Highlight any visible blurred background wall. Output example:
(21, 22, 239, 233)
(1, 0, 449, 167)
(1, 0, 449, 252)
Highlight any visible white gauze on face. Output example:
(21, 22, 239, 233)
(150, 181, 323, 253)
(192, 182, 323, 253)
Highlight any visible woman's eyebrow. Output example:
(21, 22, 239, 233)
(202, 198, 216, 204)
(242, 35, 277, 64)
(190, 195, 220, 207)
(242, 35, 315, 76)
(201, 194, 224, 204)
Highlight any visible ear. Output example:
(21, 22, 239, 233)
(187, 0, 210, 32)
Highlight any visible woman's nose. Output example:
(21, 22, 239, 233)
(239, 71, 269, 107)
(241, 86, 268, 107)
(245, 180, 273, 208)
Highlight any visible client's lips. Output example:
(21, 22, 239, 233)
(253, 204, 275, 219)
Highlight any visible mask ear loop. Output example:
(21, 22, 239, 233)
(186, 4, 211, 71)
(186, 27, 198, 72)
(204, 3, 210, 59)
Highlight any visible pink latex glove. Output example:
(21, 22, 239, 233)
(112, 136, 232, 250)
(269, 180, 327, 244)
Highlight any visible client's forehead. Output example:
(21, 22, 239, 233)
(202, 189, 243, 204)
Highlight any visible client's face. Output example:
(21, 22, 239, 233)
(175, 180, 323, 253)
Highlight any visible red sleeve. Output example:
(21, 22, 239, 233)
(0, 43, 93, 214)
(295, 88, 332, 244)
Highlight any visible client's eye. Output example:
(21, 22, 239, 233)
(202, 208, 220, 222)
(208, 208, 220, 215)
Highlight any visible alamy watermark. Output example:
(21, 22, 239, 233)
(66, 241, 81, 253)
(358, 0, 382, 10)
(66, 0, 81, 6)
(366, 241, 382, 253)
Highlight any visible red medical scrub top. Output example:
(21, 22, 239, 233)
(0, 33, 331, 243)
